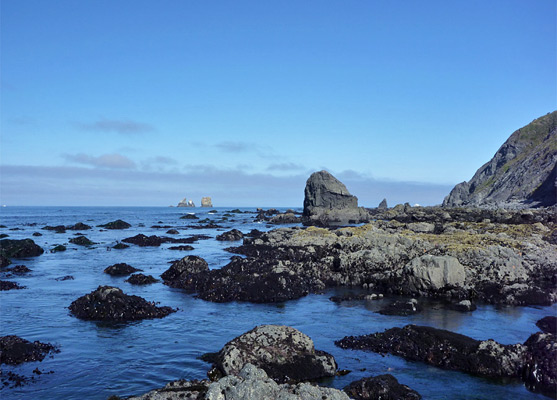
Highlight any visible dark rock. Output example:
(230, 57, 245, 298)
(43, 225, 66, 233)
(126, 273, 159, 285)
(378, 299, 421, 316)
(97, 219, 131, 229)
(69, 236, 95, 246)
(216, 229, 244, 241)
(166, 229, 179, 235)
(180, 214, 199, 219)
(0, 234, 9, 239)
(122, 234, 165, 247)
(51, 245, 66, 253)
(66, 222, 92, 230)
(378, 198, 388, 210)
(168, 245, 194, 251)
(6, 265, 31, 274)
(208, 325, 337, 383)
(1, 254, 11, 267)
(269, 213, 301, 224)
(32, 232, 42, 237)
(344, 374, 421, 400)
(55, 275, 74, 281)
(161, 256, 209, 284)
(443, 111, 557, 208)
(69, 286, 176, 321)
(246, 229, 264, 238)
(0, 280, 25, 290)
(449, 299, 477, 312)
(0, 239, 44, 258)
(335, 325, 525, 378)
(536, 316, 557, 334)
(112, 243, 129, 250)
(0, 335, 58, 365)
(104, 263, 141, 276)
(302, 170, 370, 226)
(522, 332, 557, 396)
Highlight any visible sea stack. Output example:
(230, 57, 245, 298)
(177, 198, 195, 207)
(302, 170, 370, 226)
(201, 197, 213, 207)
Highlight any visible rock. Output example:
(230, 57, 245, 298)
(201, 197, 213, 207)
(126, 273, 159, 285)
(443, 111, 557, 208)
(168, 245, 194, 251)
(216, 229, 244, 241)
(208, 325, 338, 383)
(51, 245, 66, 252)
(66, 222, 92, 230)
(122, 234, 167, 247)
(536, 316, 557, 334)
(377, 198, 388, 210)
(401, 255, 467, 293)
(126, 378, 209, 399)
(69, 236, 96, 246)
(0, 239, 44, 258)
(32, 232, 42, 237)
(55, 275, 74, 281)
(302, 170, 370, 226)
(166, 229, 179, 235)
(0, 280, 25, 290)
(378, 299, 421, 316)
(269, 213, 301, 224)
(113, 243, 129, 249)
(449, 299, 477, 312)
(97, 219, 131, 229)
(43, 225, 66, 233)
(522, 332, 557, 396)
(104, 263, 141, 276)
(69, 286, 176, 321)
(343, 374, 421, 400)
(1, 254, 11, 267)
(335, 325, 526, 378)
(178, 198, 195, 207)
(161, 256, 209, 284)
(5, 265, 31, 274)
(180, 214, 199, 219)
(0, 335, 58, 365)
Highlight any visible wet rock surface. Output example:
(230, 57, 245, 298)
(536, 316, 557, 334)
(378, 299, 421, 316)
(216, 229, 244, 241)
(0, 280, 25, 290)
(104, 263, 141, 276)
(207, 325, 338, 383)
(69, 236, 96, 246)
(168, 245, 194, 251)
(522, 332, 557, 396)
(126, 273, 159, 285)
(343, 374, 422, 400)
(0, 335, 58, 365)
(69, 286, 176, 321)
(161, 255, 209, 284)
(0, 239, 44, 258)
(66, 222, 92, 230)
(122, 234, 206, 247)
(97, 219, 132, 229)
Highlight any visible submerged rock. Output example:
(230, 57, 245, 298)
(0, 280, 25, 291)
(1, 254, 11, 267)
(66, 222, 92, 230)
(216, 229, 244, 241)
(104, 263, 141, 276)
(343, 374, 421, 400)
(112, 243, 129, 250)
(168, 245, 194, 251)
(51, 245, 67, 253)
(0, 239, 44, 258)
(69, 286, 176, 321)
(97, 219, 131, 229)
(126, 273, 159, 285)
(378, 299, 421, 316)
(69, 236, 96, 246)
(0, 335, 58, 365)
(208, 325, 337, 383)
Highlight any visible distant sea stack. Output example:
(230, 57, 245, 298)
(443, 111, 557, 208)
(302, 170, 370, 226)
(177, 198, 195, 207)
(201, 197, 213, 207)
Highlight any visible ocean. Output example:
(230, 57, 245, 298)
(0, 206, 554, 399)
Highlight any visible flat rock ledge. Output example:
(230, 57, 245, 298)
(69, 286, 176, 321)
(0, 335, 59, 365)
(335, 324, 556, 397)
(207, 325, 338, 383)
(124, 364, 349, 400)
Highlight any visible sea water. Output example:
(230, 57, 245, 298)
(0, 206, 554, 400)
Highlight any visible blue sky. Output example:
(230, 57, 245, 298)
(1, 0, 555, 206)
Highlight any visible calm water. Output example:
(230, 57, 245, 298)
(0, 206, 554, 400)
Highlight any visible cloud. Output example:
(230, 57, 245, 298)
(1, 164, 454, 207)
(62, 153, 137, 169)
(266, 162, 305, 171)
(76, 118, 155, 134)
(214, 141, 255, 153)
(140, 156, 179, 171)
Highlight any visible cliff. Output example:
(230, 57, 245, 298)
(443, 111, 557, 208)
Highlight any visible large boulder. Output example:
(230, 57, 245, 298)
(209, 325, 337, 383)
(343, 374, 421, 400)
(0, 239, 44, 258)
(161, 255, 209, 285)
(401, 255, 467, 293)
(522, 332, 557, 396)
(302, 170, 369, 226)
(69, 286, 176, 321)
(97, 219, 131, 229)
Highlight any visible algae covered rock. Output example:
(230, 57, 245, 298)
(343, 374, 421, 400)
(0, 335, 58, 365)
(0, 239, 44, 258)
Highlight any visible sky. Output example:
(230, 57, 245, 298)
(1, 0, 555, 207)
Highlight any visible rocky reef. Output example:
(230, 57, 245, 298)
(0, 238, 44, 259)
(343, 374, 421, 400)
(443, 111, 557, 208)
(0, 335, 58, 365)
(69, 286, 176, 321)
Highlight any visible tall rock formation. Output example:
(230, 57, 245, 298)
(201, 197, 213, 207)
(177, 198, 195, 207)
(443, 111, 557, 208)
(302, 170, 370, 226)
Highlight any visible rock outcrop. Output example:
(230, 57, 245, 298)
(0, 239, 44, 259)
(343, 374, 421, 400)
(69, 286, 176, 321)
(444, 111, 557, 208)
(178, 198, 195, 207)
(97, 219, 131, 229)
(216, 229, 244, 241)
(201, 197, 213, 207)
(103, 263, 141, 276)
(0, 335, 58, 365)
(207, 325, 337, 383)
(302, 170, 370, 226)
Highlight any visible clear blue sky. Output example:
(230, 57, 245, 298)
(1, 0, 555, 206)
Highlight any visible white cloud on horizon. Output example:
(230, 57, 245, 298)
(62, 153, 137, 169)
(75, 118, 155, 135)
